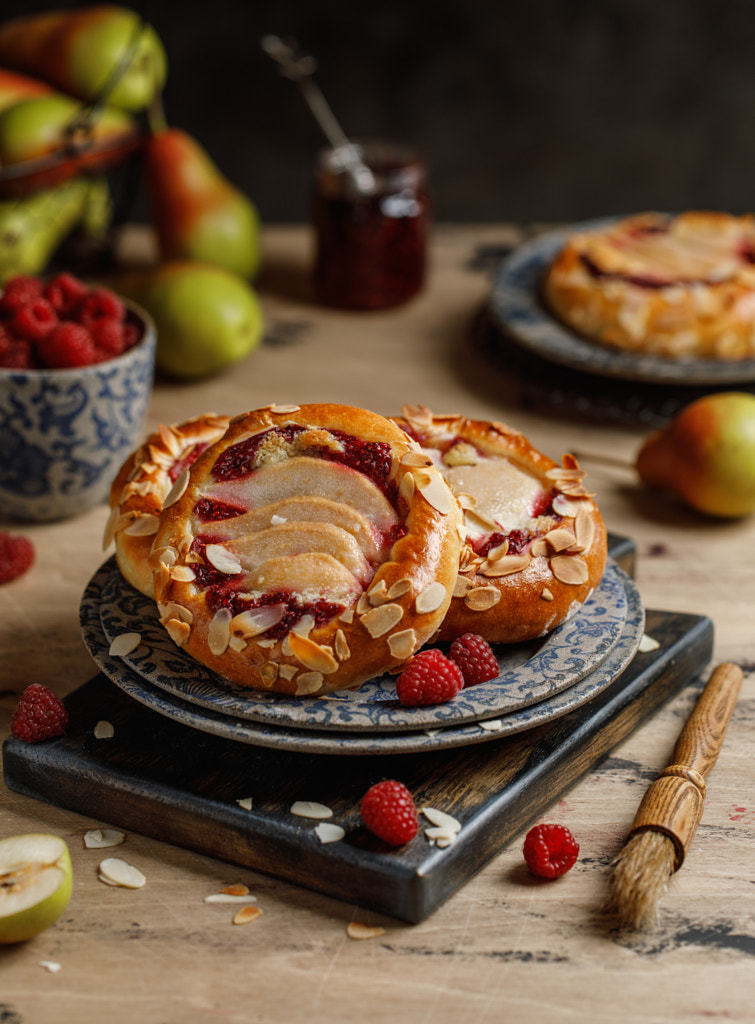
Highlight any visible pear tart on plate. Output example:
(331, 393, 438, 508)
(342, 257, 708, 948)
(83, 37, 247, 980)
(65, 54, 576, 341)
(393, 406, 607, 644)
(149, 403, 463, 696)
(543, 211, 755, 360)
(104, 413, 232, 598)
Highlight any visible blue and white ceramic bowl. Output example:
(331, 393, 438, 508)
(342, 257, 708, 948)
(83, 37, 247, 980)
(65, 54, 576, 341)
(0, 301, 156, 522)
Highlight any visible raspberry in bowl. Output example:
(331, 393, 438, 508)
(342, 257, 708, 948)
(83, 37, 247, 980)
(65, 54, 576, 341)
(0, 273, 156, 522)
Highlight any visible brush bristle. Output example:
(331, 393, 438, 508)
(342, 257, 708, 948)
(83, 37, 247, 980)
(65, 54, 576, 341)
(604, 830, 676, 931)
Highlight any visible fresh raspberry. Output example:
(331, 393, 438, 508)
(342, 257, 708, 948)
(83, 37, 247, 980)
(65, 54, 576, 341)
(395, 648, 464, 706)
(44, 272, 88, 316)
(90, 316, 126, 357)
(449, 632, 499, 687)
(0, 275, 43, 314)
(11, 297, 58, 342)
(10, 683, 69, 743)
(523, 823, 580, 879)
(37, 322, 96, 368)
(77, 287, 125, 325)
(0, 530, 35, 583)
(360, 780, 419, 845)
(122, 321, 141, 351)
(0, 334, 35, 369)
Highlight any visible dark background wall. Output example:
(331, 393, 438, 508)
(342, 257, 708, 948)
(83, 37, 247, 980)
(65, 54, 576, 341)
(4, 0, 755, 225)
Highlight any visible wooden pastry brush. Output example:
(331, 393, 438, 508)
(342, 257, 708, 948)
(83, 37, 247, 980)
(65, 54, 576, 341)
(605, 661, 743, 930)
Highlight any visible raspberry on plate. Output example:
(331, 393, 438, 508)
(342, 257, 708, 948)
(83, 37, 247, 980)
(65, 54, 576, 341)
(449, 632, 499, 687)
(360, 779, 419, 846)
(37, 322, 97, 368)
(0, 530, 35, 583)
(523, 823, 580, 879)
(395, 647, 464, 706)
(10, 683, 69, 743)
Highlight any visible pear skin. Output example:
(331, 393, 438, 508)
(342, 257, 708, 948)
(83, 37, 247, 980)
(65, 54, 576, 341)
(0, 67, 52, 114)
(144, 128, 261, 279)
(0, 6, 166, 112)
(636, 391, 755, 518)
(0, 93, 140, 196)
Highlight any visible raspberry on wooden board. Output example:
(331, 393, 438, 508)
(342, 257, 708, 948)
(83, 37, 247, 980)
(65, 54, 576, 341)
(360, 780, 419, 846)
(10, 683, 69, 743)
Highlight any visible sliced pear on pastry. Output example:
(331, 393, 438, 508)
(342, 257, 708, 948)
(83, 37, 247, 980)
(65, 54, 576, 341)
(241, 553, 363, 604)
(222, 522, 372, 583)
(208, 496, 383, 561)
(206, 457, 399, 530)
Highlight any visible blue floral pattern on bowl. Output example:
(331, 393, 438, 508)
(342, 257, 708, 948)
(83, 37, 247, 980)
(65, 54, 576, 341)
(0, 303, 155, 521)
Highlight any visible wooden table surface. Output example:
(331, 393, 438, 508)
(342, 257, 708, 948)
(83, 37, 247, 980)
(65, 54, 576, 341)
(1, 224, 753, 1023)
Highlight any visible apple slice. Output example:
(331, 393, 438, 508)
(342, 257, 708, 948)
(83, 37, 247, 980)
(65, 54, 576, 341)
(0, 833, 73, 943)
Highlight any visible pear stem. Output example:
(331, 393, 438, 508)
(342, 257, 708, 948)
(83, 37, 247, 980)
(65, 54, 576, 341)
(570, 450, 634, 471)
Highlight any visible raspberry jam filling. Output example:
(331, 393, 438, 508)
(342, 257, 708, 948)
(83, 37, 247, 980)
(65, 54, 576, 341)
(168, 442, 211, 483)
(204, 585, 343, 640)
(193, 497, 246, 522)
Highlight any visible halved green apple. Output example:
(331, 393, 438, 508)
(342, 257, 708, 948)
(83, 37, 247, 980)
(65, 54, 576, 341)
(0, 833, 73, 943)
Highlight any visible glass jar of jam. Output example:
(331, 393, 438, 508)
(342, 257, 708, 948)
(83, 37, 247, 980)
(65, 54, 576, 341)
(312, 140, 429, 310)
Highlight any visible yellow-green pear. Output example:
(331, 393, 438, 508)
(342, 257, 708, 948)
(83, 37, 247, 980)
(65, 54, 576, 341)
(0, 833, 73, 944)
(636, 391, 755, 517)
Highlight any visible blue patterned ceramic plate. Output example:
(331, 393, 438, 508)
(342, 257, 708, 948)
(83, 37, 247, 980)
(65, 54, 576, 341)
(87, 556, 630, 733)
(490, 219, 755, 385)
(80, 561, 645, 755)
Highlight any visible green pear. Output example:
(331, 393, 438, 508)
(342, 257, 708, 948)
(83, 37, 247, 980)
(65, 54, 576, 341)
(636, 391, 755, 518)
(114, 260, 264, 379)
(0, 93, 139, 197)
(0, 833, 73, 944)
(0, 6, 167, 112)
(144, 127, 261, 279)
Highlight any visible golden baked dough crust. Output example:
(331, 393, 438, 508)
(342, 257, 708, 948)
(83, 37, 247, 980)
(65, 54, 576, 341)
(104, 413, 231, 597)
(543, 211, 755, 359)
(150, 403, 463, 696)
(392, 406, 607, 644)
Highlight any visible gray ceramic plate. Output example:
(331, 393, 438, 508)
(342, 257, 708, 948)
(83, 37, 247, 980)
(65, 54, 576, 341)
(80, 561, 645, 756)
(490, 219, 755, 385)
(92, 557, 630, 733)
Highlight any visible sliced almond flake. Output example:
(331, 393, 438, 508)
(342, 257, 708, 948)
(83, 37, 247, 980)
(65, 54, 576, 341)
(453, 574, 472, 598)
(84, 828, 125, 849)
(205, 892, 258, 904)
(236, 797, 253, 810)
(163, 468, 190, 508)
(464, 586, 500, 611)
(98, 858, 146, 889)
(552, 494, 582, 517)
(541, 588, 554, 602)
(571, 510, 595, 552)
(415, 581, 447, 615)
(422, 807, 462, 832)
(208, 607, 232, 655)
(347, 922, 385, 941)
(360, 602, 404, 638)
(290, 801, 333, 820)
(124, 514, 160, 537)
(334, 629, 351, 661)
(259, 662, 279, 687)
(256, 638, 276, 649)
(638, 633, 660, 653)
(401, 450, 433, 468)
(291, 614, 315, 637)
(545, 466, 586, 481)
(278, 664, 296, 680)
(485, 540, 509, 561)
(435, 835, 456, 849)
(544, 527, 577, 552)
(399, 470, 416, 504)
(163, 602, 193, 624)
(388, 628, 417, 661)
(424, 826, 459, 843)
(288, 631, 338, 673)
(154, 544, 178, 567)
(109, 632, 141, 657)
(480, 553, 531, 577)
(222, 883, 250, 895)
(164, 618, 191, 645)
(231, 605, 285, 638)
(40, 960, 62, 973)
(456, 492, 477, 510)
(270, 513, 288, 525)
(206, 544, 242, 575)
(367, 579, 390, 605)
(315, 822, 346, 844)
(269, 403, 301, 413)
(233, 905, 264, 925)
(228, 636, 246, 653)
(339, 607, 355, 624)
(479, 718, 503, 732)
(550, 554, 589, 585)
(356, 592, 372, 615)
(295, 671, 324, 695)
(169, 565, 196, 582)
(417, 474, 456, 515)
(94, 720, 114, 740)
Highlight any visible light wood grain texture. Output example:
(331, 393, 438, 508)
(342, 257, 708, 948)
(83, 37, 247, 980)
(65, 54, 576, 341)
(1, 224, 753, 1024)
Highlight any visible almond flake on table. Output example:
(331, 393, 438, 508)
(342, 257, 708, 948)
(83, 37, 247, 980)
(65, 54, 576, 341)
(93, 720, 115, 739)
(346, 922, 385, 940)
(236, 797, 253, 810)
(314, 822, 345, 844)
(39, 961, 62, 973)
(638, 633, 660, 653)
(205, 891, 258, 904)
(108, 632, 142, 657)
(84, 828, 125, 849)
(98, 857, 146, 889)
(421, 807, 462, 832)
(233, 905, 264, 925)
(290, 800, 333, 820)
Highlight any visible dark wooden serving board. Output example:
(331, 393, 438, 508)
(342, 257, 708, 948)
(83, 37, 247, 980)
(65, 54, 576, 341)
(3, 606, 712, 923)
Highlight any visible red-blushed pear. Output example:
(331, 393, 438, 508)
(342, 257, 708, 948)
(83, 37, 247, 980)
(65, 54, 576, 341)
(0, 67, 52, 114)
(0, 833, 73, 944)
(113, 260, 264, 379)
(0, 93, 140, 197)
(143, 127, 261, 280)
(636, 391, 755, 518)
(0, 6, 166, 113)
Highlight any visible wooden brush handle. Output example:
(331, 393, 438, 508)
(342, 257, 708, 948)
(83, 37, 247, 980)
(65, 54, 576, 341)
(627, 662, 743, 870)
